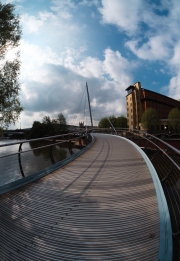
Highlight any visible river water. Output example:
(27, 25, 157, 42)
(0, 139, 79, 186)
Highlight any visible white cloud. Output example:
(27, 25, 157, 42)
(99, 0, 144, 35)
(21, 11, 57, 34)
(80, 0, 100, 7)
(17, 40, 132, 128)
(167, 41, 180, 99)
(125, 35, 173, 61)
(167, 72, 180, 99)
(21, 14, 44, 33)
(1, 0, 23, 3)
(103, 48, 133, 86)
(98, 0, 180, 99)
(73, 56, 103, 78)
(20, 40, 62, 83)
(51, 0, 77, 19)
(99, 0, 180, 63)
(170, 40, 180, 69)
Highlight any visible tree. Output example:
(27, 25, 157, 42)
(42, 115, 51, 124)
(52, 119, 59, 124)
(168, 108, 180, 131)
(0, 3, 22, 132)
(29, 120, 55, 138)
(116, 115, 127, 128)
(98, 117, 110, 128)
(56, 113, 67, 132)
(57, 113, 67, 125)
(98, 115, 127, 129)
(141, 108, 160, 131)
(109, 115, 117, 127)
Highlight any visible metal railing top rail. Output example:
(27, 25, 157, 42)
(93, 128, 180, 156)
(94, 128, 180, 237)
(0, 133, 89, 160)
(132, 129, 180, 155)
(0, 131, 93, 188)
(133, 133, 180, 174)
(0, 131, 89, 148)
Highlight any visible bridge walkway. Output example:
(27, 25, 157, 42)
(1, 134, 161, 260)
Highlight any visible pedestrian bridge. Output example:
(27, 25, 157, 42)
(0, 133, 173, 260)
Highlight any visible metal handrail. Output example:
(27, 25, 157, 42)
(94, 127, 180, 241)
(0, 131, 87, 148)
(131, 131, 180, 177)
(0, 133, 88, 159)
(94, 127, 180, 156)
(133, 129, 180, 155)
(0, 131, 92, 182)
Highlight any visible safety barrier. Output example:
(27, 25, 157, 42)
(0, 132, 93, 194)
(95, 128, 180, 260)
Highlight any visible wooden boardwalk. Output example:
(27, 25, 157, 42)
(1, 134, 161, 260)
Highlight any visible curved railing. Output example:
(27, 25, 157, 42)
(95, 128, 180, 261)
(0, 131, 93, 194)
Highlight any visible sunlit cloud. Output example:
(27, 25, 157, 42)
(3, 0, 180, 129)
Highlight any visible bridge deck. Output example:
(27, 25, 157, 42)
(1, 134, 160, 260)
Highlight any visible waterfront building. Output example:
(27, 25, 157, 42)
(126, 82, 180, 130)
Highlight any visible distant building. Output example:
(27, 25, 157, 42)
(79, 122, 84, 128)
(126, 82, 180, 130)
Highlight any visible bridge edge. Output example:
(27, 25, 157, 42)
(114, 134, 173, 261)
(0, 136, 95, 195)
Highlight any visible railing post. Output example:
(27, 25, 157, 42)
(18, 143, 25, 178)
(69, 140, 74, 155)
(79, 138, 82, 149)
(49, 140, 56, 165)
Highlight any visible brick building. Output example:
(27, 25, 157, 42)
(126, 82, 180, 130)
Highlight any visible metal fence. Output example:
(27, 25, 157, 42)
(0, 132, 92, 193)
(95, 128, 180, 261)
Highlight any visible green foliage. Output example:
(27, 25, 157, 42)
(0, 3, 21, 54)
(55, 113, 67, 132)
(109, 115, 116, 127)
(98, 117, 111, 128)
(0, 59, 23, 127)
(42, 115, 51, 124)
(29, 113, 68, 138)
(29, 121, 55, 138)
(168, 107, 180, 131)
(116, 115, 127, 128)
(98, 115, 127, 128)
(141, 108, 160, 131)
(0, 2, 22, 133)
(57, 113, 67, 125)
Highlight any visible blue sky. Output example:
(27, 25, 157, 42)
(2, 0, 180, 128)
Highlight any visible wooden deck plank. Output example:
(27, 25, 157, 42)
(0, 134, 160, 260)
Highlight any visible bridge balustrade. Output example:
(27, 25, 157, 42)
(0, 131, 92, 193)
(95, 127, 180, 260)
